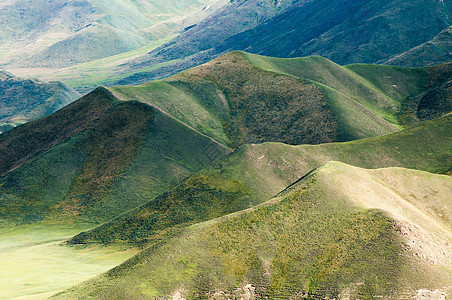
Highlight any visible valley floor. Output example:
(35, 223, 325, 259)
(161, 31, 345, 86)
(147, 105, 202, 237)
(0, 224, 139, 299)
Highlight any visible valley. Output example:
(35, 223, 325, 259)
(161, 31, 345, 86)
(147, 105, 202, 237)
(0, 0, 452, 299)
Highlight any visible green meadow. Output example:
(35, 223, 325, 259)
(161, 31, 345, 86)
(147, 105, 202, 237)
(0, 224, 138, 299)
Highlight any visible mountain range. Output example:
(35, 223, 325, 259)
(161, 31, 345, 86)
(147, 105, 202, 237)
(1, 50, 451, 298)
(1, 0, 452, 299)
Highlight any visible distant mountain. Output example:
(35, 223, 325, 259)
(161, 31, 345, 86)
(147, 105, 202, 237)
(116, 0, 452, 85)
(0, 71, 79, 133)
(383, 25, 452, 67)
(0, 0, 221, 68)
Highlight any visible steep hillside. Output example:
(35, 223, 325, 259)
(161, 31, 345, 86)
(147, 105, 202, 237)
(70, 114, 452, 245)
(112, 52, 338, 147)
(117, 0, 452, 85)
(0, 71, 79, 133)
(113, 52, 452, 145)
(384, 26, 452, 67)
(0, 87, 229, 225)
(57, 162, 452, 299)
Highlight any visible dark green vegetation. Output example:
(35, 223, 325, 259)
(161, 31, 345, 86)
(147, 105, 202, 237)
(0, 71, 79, 133)
(383, 26, 452, 67)
(56, 162, 452, 299)
(0, 87, 229, 225)
(70, 113, 452, 245)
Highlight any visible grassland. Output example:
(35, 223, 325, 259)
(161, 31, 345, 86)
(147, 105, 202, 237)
(55, 162, 452, 299)
(71, 113, 452, 245)
(0, 87, 229, 225)
(110, 52, 452, 149)
(0, 224, 139, 299)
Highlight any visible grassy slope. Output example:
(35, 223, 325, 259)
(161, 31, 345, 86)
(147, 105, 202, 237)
(112, 51, 338, 148)
(0, 87, 229, 225)
(113, 52, 452, 146)
(0, 72, 79, 132)
(56, 162, 452, 299)
(70, 113, 452, 245)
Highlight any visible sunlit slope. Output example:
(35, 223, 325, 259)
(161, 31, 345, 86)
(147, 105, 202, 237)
(71, 114, 452, 245)
(56, 162, 452, 299)
(112, 52, 452, 146)
(111, 51, 338, 147)
(242, 52, 452, 127)
(0, 87, 229, 225)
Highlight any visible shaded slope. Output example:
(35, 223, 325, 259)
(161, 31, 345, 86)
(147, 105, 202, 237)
(0, 71, 79, 133)
(57, 162, 452, 299)
(0, 87, 229, 225)
(70, 114, 452, 245)
(384, 25, 452, 67)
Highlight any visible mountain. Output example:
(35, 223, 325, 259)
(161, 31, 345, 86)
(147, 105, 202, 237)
(0, 87, 229, 225)
(383, 25, 452, 67)
(0, 0, 222, 69)
(55, 162, 452, 299)
(114, 51, 452, 144)
(0, 71, 79, 133)
(2, 51, 452, 226)
(70, 113, 452, 245)
(115, 0, 452, 86)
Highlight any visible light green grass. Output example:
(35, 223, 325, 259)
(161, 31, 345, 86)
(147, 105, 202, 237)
(71, 113, 452, 245)
(0, 224, 139, 299)
(55, 162, 452, 299)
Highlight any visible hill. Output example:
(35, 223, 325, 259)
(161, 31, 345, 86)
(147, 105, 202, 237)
(116, 0, 452, 86)
(56, 162, 452, 299)
(113, 52, 452, 145)
(0, 0, 221, 69)
(0, 71, 79, 133)
(69, 113, 452, 245)
(0, 87, 229, 225)
(383, 26, 452, 67)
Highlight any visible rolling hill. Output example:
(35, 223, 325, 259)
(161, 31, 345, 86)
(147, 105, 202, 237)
(0, 71, 79, 133)
(69, 113, 452, 245)
(1, 51, 451, 299)
(0, 87, 229, 225)
(113, 51, 452, 144)
(56, 162, 452, 299)
(3, 51, 452, 227)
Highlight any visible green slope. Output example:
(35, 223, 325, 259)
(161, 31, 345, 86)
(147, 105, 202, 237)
(70, 114, 452, 245)
(383, 25, 452, 67)
(0, 87, 229, 225)
(0, 71, 79, 133)
(111, 51, 338, 147)
(56, 162, 452, 299)
(112, 51, 452, 146)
